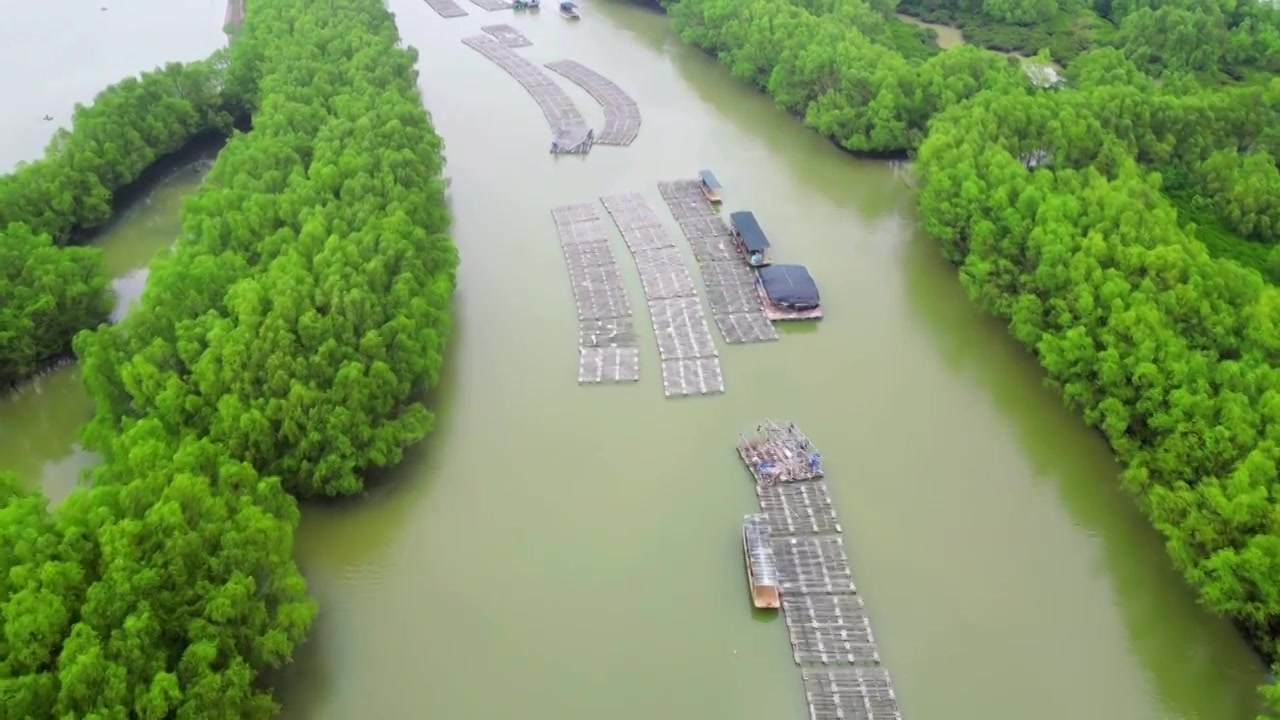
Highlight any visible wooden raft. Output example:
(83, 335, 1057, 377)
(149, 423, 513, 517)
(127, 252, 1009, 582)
(738, 421, 903, 720)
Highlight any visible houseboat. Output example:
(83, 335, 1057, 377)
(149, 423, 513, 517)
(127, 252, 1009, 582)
(728, 211, 773, 267)
(559, 0, 580, 18)
(698, 169, 723, 203)
(757, 263, 823, 320)
(743, 513, 780, 609)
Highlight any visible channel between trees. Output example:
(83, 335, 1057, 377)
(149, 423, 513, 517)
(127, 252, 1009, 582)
(0, 53, 246, 388)
(0, 0, 458, 716)
(659, 0, 1280, 711)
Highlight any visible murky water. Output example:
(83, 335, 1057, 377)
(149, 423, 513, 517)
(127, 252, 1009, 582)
(897, 12, 966, 48)
(0, 2, 1267, 719)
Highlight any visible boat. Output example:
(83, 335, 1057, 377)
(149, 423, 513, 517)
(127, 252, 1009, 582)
(756, 264, 823, 320)
(559, 0, 580, 18)
(728, 210, 773, 267)
(698, 169, 723, 203)
(513, 0, 540, 8)
(743, 513, 780, 609)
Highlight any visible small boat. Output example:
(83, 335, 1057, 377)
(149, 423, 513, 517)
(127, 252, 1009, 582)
(728, 210, 773, 267)
(698, 169, 723, 203)
(757, 264, 823, 321)
(559, 0, 580, 18)
(743, 513, 780, 609)
(513, 0, 539, 9)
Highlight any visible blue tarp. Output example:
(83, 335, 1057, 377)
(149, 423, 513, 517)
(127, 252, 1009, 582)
(758, 264, 820, 310)
(698, 169, 722, 190)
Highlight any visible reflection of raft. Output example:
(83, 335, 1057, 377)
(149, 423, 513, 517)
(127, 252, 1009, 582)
(737, 419, 823, 487)
(743, 513, 780, 609)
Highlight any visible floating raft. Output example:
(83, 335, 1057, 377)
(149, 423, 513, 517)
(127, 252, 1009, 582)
(481, 23, 532, 48)
(469, 0, 512, 10)
(425, 0, 469, 17)
(551, 203, 639, 384)
(600, 193, 724, 398)
(738, 421, 903, 720)
(544, 60, 641, 146)
(658, 180, 777, 344)
(462, 36, 589, 140)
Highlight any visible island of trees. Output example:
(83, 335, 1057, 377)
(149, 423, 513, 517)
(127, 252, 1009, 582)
(0, 0, 457, 715)
(664, 0, 1280, 711)
(0, 56, 241, 387)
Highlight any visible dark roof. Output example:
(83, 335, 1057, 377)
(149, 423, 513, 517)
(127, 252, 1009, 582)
(759, 264, 819, 310)
(698, 169, 722, 190)
(729, 211, 770, 252)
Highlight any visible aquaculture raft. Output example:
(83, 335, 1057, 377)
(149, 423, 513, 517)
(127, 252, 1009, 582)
(544, 60, 641, 146)
(738, 421, 903, 720)
(469, 0, 512, 11)
(425, 0, 469, 17)
(461, 36, 590, 143)
(481, 23, 532, 48)
(658, 179, 777, 344)
(600, 192, 724, 398)
(551, 203, 639, 383)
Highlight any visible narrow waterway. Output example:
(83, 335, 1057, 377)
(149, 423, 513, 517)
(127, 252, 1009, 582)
(0, 2, 1267, 720)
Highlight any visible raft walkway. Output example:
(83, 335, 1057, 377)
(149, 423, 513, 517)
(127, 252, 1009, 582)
(482, 23, 531, 48)
(552, 204, 640, 383)
(659, 180, 777, 343)
(739, 421, 903, 720)
(544, 60, 641, 146)
(600, 193, 724, 397)
(462, 36, 587, 136)
(425, 0, 469, 18)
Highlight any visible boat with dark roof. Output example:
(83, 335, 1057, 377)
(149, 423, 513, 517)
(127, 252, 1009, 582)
(756, 263, 822, 320)
(728, 210, 773, 267)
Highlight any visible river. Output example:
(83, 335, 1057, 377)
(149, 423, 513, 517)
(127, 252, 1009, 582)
(0, 1, 1268, 719)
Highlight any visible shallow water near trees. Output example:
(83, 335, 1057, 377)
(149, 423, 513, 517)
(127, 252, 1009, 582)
(0, 1, 1268, 718)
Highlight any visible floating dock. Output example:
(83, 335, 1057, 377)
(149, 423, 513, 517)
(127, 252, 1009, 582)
(469, 0, 512, 10)
(462, 36, 589, 140)
(425, 0, 469, 18)
(739, 421, 903, 720)
(551, 203, 640, 383)
(658, 180, 778, 344)
(544, 60, 641, 146)
(481, 23, 532, 48)
(600, 193, 724, 398)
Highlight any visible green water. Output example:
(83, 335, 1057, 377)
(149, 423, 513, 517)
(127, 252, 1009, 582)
(0, 2, 1267, 719)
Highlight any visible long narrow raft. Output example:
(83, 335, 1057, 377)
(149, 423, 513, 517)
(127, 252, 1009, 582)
(739, 420, 903, 720)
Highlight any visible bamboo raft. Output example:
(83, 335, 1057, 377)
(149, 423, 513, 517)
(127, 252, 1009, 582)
(738, 421, 903, 720)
